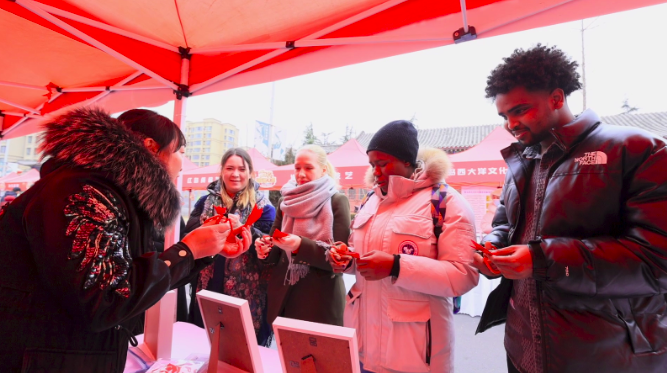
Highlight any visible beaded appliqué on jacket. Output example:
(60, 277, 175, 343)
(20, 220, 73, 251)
(64, 185, 132, 298)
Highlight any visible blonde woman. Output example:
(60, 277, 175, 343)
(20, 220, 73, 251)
(256, 145, 350, 326)
(185, 148, 276, 346)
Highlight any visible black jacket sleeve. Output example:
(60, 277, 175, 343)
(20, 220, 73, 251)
(23, 179, 197, 333)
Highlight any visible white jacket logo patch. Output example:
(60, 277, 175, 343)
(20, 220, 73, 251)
(575, 151, 607, 165)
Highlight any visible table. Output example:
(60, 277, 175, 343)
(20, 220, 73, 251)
(126, 322, 283, 373)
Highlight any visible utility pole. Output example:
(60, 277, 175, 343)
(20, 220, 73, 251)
(581, 20, 587, 110)
(268, 82, 276, 160)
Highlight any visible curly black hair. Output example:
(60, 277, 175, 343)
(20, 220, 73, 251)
(485, 44, 582, 99)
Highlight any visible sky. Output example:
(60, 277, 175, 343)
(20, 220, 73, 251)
(146, 2, 667, 152)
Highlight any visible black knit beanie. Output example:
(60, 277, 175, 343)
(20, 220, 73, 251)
(367, 120, 419, 166)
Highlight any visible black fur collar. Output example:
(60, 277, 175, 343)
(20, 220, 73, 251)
(39, 107, 181, 228)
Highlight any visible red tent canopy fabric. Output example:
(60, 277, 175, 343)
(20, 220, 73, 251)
(181, 147, 277, 190)
(2, 168, 40, 191)
(270, 139, 372, 190)
(1, 0, 664, 139)
(447, 125, 515, 187)
(181, 156, 199, 172)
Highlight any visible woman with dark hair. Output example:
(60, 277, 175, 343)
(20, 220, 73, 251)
(185, 148, 276, 347)
(0, 108, 251, 373)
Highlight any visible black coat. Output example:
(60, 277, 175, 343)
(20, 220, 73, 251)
(0, 108, 209, 373)
(477, 112, 667, 372)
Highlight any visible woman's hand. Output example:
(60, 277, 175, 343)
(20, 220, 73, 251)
(328, 245, 352, 273)
(275, 234, 302, 254)
(221, 225, 252, 258)
(181, 223, 232, 259)
(357, 250, 394, 281)
(255, 236, 273, 259)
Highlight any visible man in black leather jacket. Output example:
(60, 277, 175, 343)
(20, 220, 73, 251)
(473, 45, 667, 373)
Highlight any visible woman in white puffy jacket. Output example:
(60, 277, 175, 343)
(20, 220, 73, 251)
(330, 120, 479, 373)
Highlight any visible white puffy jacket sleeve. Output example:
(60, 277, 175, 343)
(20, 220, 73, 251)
(393, 190, 480, 298)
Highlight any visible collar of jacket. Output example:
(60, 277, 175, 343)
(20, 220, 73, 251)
(365, 147, 452, 200)
(39, 107, 181, 228)
(500, 108, 602, 162)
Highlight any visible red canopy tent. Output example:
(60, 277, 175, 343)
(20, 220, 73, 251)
(270, 139, 371, 190)
(181, 156, 198, 172)
(1, 0, 664, 141)
(447, 125, 515, 188)
(182, 147, 277, 190)
(1, 168, 40, 191)
(327, 138, 371, 188)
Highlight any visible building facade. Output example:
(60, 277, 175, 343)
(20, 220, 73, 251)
(0, 133, 41, 176)
(184, 118, 239, 167)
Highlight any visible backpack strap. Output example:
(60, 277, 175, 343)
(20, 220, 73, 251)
(357, 190, 375, 213)
(430, 182, 448, 240)
(431, 182, 462, 313)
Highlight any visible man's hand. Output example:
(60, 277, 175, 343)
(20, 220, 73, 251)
(489, 244, 533, 279)
(472, 252, 501, 278)
(357, 250, 394, 281)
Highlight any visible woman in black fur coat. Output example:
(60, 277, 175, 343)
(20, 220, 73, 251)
(0, 108, 251, 373)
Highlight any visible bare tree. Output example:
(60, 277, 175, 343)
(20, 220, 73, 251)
(621, 99, 639, 114)
(340, 125, 356, 143)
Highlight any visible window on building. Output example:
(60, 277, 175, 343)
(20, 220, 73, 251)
(192, 155, 200, 160)
(206, 126, 212, 131)
(205, 141, 211, 145)
(196, 127, 202, 131)
(0, 146, 5, 153)
(203, 148, 210, 153)
(26, 148, 31, 155)
(193, 148, 201, 153)
(206, 133, 212, 138)
(196, 134, 202, 139)
(27, 136, 33, 144)
(348, 189, 357, 200)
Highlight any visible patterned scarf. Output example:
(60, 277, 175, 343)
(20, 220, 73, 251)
(280, 175, 337, 285)
(196, 180, 268, 291)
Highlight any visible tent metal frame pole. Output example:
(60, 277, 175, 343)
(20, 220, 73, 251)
(0, 72, 141, 139)
(83, 71, 144, 108)
(0, 80, 47, 91)
(16, 0, 179, 91)
(190, 0, 411, 93)
(165, 56, 190, 248)
(61, 86, 170, 93)
(2, 112, 43, 119)
(0, 98, 41, 114)
(459, 0, 469, 33)
(194, 34, 455, 54)
(38, 3, 180, 53)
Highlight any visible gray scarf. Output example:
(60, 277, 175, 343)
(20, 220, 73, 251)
(280, 175, 337, 285)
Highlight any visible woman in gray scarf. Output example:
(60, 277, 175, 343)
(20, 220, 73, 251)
(256, 145, 350, 326)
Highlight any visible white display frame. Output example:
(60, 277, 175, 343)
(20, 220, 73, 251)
(196, 290, 265, 373)
(272, 317, 360, 373)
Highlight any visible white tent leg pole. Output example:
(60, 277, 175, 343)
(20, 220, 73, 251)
(459, 0, 469, 33)
(164, 56, 190, 249)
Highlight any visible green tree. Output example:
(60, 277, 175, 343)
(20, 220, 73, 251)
(283, 147, 296, 164)
(303, 123, 319, 145)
